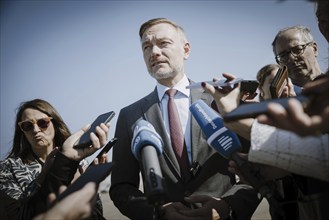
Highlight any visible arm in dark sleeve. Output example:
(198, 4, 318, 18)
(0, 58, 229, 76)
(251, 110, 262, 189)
(0, 190, 20, 220)
(222, 136, 262, 220)
(19, 152, 79, 219)
(42, 152, 80, 192)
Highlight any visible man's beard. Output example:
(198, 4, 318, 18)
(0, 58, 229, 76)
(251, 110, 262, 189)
(149, 70, 176, 80)
(148, 64, 183, 80)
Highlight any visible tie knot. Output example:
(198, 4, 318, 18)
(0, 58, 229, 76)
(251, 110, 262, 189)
(166, 89, 177, 98)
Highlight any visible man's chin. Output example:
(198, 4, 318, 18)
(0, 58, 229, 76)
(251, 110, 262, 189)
(150, 71, 173, 80)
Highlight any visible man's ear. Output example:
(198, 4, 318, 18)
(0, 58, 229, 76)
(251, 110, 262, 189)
(183, 42, 190, 60)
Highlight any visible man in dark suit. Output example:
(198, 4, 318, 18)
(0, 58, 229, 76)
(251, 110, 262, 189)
(109, 18, 259, 220)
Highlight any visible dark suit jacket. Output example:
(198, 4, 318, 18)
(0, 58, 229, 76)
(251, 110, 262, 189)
(110, 86, 260, 220)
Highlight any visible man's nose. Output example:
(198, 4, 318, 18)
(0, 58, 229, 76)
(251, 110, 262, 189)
(287, 51, 297, 63)
(151, 45, 161, 56)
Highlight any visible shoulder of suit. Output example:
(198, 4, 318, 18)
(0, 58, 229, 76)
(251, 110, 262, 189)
(120, 89, 157, 112)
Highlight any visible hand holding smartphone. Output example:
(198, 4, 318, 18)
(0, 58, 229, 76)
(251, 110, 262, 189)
(186, 78, 243, 89)
(270, 65, 288, 98)
(74, 111, 115, 149)
(187, 78, 258, 95)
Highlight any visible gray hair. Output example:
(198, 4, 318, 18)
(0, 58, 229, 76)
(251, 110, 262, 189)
(272, 26, 314, 55)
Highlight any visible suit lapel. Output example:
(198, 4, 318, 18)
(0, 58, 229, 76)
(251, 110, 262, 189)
(190, 87, 213, 165)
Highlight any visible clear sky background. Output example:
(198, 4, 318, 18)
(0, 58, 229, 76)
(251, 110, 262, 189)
(1, 0, 328, 160)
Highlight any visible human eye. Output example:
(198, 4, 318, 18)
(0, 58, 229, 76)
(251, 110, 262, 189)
(278, 51, 288, 59)
(142, 44, 150, 51)
(291, 46, 303, 55)
(160, 40, 171, 47)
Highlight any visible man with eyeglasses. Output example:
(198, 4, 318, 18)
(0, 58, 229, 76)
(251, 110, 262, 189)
(272, 26, 322, 87)
(259, 0, 329, 136)
(262, 25, 328, 220)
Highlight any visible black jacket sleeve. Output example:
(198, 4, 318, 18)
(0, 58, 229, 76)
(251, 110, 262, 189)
(19, 152, 79, 220)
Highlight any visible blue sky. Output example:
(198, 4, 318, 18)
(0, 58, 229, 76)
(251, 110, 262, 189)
(1, 0, 328, 160)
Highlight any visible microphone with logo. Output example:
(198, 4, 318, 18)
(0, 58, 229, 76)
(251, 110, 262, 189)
(189, 100, 284, 217)
(131, 119, 166, 217)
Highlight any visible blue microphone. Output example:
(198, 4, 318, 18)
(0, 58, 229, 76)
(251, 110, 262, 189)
(189, 100, 241, 158)
(131, 119, 166, 206)
(190, 100, 283, 209)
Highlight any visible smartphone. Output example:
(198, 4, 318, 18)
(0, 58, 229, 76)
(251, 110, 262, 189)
(75, 111, 115, 149)
(240, 80, 259, 94)
(56, 162, 113, 202)
(223, 95, 309, 122)
(270, 65, 288, 98)
(186, 78, 243, 89)
(88, 137, 118, 168)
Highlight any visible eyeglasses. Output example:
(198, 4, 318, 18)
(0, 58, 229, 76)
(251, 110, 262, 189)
(275, 42, 313, 64)
(18, 117, 53, 132)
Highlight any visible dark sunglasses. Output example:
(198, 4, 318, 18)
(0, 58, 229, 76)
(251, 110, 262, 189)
(18, 117, 53, 132)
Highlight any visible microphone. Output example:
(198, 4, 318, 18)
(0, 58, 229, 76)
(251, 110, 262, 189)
(131, 119, 166, 207)
(189, 100, 284, 213)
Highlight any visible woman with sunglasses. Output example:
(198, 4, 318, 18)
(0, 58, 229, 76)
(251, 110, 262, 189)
(0, 99, 110, 220)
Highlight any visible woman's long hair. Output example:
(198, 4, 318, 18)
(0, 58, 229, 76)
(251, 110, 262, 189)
(7, 99, 71, 160)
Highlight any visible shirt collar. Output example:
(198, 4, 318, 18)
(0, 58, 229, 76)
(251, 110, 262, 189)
(156, 74, 190, 101)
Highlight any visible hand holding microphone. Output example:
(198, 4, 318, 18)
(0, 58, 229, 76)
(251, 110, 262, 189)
(189, 100, 283, 213)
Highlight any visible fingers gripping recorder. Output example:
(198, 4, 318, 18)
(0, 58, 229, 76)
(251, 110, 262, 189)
(189, 100, 284, 216)
(131, 119, 166, 209)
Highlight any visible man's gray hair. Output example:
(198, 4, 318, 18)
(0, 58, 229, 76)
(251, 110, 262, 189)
(272, 26, 314, 55)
